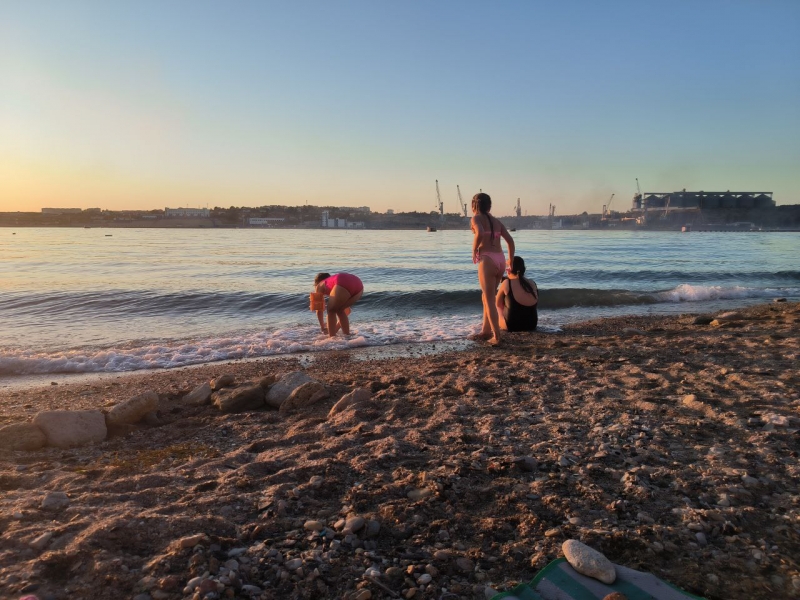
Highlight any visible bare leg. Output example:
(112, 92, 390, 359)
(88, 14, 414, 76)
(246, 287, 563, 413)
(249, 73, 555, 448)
(327, 286, 359, 337)
(478, 259, 502, 344)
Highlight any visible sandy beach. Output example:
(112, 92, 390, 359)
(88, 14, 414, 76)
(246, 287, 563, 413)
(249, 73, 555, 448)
(0, 301, 798, 600)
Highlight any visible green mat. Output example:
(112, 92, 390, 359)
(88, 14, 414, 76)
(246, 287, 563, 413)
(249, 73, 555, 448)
(491, 558, 706, 600)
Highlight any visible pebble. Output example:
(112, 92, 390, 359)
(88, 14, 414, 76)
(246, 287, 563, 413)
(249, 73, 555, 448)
(30, 531, 53, 551)
(455, 557, 474, 573)
(407, 488, 432, 501)
(544, 527, 561, 537)
(308, 476, 324, 488)
(304, 520, 325, 532)
(41, 491, 70, 511)
(241, 585, 262, 595)
(178, 534, 206, 549)
(284, 558, 303, 570)
(345, 516, 365, 532)
(562, 539, 616, 584)
(354, 591, 372, 600)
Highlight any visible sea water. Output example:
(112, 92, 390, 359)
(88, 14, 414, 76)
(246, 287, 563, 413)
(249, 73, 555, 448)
(1, 227, 798, 377)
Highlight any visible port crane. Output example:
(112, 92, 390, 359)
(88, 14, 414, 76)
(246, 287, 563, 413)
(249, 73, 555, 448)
(457, 185, 467, 217)
(601, 193, 615, 221)
(435, 180, 444, 219)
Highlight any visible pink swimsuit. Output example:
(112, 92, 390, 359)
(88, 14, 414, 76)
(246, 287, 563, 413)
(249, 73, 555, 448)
(323, 273, 363, 296)
(473, 219, 506, 274)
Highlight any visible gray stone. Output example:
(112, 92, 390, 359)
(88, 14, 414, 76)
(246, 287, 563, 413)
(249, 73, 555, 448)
(328, 388, 371, 418)
(692, 315, 714, 325)
(41, 491, 70, 511)
(183, 382, 212, 405)
(106, 391, 158, 426)
(213, 385, 265, 413)
(279, 381, 329, 414)
(30, 531, 53, 550)
(562, 539, 616, 584)
(0, 422, 47, 451)
(265, 371, 313, 408)
(34, 410, 107, 448)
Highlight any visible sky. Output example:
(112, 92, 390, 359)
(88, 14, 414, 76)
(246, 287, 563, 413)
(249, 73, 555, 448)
(1, 1, 799, 216)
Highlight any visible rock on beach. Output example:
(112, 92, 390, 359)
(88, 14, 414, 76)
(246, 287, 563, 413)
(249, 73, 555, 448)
(33, 409, 107, 448)
(562, 539, 616, 584)
(213, 385, 265, 413)
(0, 422, 47, 451)
(264, 371, 313, 409)
(106, 391, 158, 426)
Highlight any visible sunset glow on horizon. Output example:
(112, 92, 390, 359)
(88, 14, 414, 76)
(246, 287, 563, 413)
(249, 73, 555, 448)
(1, 1, 798, 216)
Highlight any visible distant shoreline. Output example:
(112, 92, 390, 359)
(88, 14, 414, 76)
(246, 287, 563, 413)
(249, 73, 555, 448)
(3, 223, 800, 232)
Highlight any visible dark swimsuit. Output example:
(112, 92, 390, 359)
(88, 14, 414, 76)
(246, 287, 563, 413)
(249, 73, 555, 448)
(503, 281, 538, 332)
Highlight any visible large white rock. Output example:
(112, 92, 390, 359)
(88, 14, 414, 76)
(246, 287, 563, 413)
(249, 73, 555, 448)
(279, 381, 329, 414)
(0, 422, 47, 451)
(106, 391, 159, 426)
(562, 539, 616, 584)
(265, 371, 313, 409)
(33, 410, 107, 448)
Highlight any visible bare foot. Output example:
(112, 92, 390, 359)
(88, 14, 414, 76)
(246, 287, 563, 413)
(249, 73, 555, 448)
(468, 332, 492, 341)
(487, 337, 501, 347)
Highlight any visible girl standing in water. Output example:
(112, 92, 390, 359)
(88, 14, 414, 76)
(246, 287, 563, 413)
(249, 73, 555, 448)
(313, 272, 363, 337)
(470, 193, 515, 345)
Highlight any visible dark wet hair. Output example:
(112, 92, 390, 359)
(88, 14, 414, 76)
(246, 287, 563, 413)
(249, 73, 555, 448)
(314, 272, 331, 285)
(472, 193, 491, 214)
(472, 193, 496, 239)
(510, 257, 535, 295)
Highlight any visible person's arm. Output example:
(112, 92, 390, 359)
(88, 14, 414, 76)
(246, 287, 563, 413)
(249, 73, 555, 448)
(470, 216, 481, 261)
(315, 283, 326, 332)
(500, 224, 515, 268)
(495, 279, 508, 313)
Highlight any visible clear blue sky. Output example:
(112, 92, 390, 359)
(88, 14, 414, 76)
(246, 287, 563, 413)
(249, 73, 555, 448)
(1, 0, 798, 215)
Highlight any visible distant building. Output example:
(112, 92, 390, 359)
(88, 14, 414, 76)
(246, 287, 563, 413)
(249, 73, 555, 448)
(249, 217, 285, 226)
(321, 211, 330, 228)
(386, 209, 394, 215)
(164, 207, 210, 218)
(41, 208, 82, 214)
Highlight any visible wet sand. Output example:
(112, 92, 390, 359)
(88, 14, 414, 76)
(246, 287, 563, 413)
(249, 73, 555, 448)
(0, 302, 798, 600)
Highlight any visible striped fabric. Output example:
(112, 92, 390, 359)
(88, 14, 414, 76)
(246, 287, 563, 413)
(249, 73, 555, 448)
(491, 559, 705, 600)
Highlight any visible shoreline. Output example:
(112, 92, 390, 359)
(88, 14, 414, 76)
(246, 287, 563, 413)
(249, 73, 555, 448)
(0, 301, 798, 599)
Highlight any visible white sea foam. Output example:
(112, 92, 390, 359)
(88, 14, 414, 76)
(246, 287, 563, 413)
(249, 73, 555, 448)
(0, 315, 493, 375)
(656, 284, 799, 303)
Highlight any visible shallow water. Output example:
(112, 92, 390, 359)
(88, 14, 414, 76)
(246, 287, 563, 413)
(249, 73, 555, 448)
(1, 227, 797, 375)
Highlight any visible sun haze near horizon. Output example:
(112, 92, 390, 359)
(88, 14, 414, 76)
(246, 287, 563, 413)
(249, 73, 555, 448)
(1, 1, 798, 216)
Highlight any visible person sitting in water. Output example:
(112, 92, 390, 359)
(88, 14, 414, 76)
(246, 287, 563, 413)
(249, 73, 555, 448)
(495, 256, 538, 332)
(313, 272, 364, 337)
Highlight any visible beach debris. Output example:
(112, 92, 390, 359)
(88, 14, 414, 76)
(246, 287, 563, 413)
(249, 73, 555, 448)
(0, 422, 47, 451)
(279, 381, 329, 413)
(211, 373, 236, 390)
(562, 539, 616, 584)
(603, 593, 628, 600)
(265, 371, 314, 408)
(182, 382, 212, 405)
(213, 384, 265, 413)
(106, 391, 158, 426)
(328, 387, 371, 417)
(33, 409, 107, 448)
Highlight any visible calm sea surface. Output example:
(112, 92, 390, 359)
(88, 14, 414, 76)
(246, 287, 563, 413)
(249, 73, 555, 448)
(1, 227, 798, 377)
